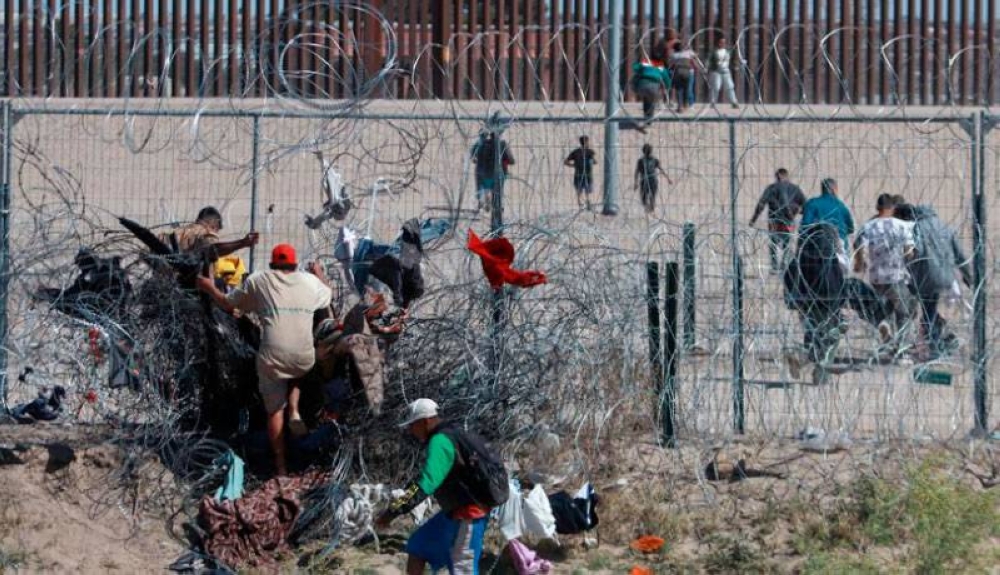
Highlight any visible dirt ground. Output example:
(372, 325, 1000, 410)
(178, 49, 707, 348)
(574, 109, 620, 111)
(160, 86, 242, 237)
(3, 423, 1000, 574)
(0, 425, 182, 574)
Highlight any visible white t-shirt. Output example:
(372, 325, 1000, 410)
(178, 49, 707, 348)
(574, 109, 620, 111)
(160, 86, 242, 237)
(710, 48, 731, 73)
(227, 270, 333, 378)
(855, 217, 915, 285)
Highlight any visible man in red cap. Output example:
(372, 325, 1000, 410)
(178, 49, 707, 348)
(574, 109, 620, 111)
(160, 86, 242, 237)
(197, 243, 333, 475)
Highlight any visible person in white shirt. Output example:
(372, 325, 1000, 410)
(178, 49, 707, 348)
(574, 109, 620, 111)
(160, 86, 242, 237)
(853, 194, 916, 348)
(707, 37, 740, 108)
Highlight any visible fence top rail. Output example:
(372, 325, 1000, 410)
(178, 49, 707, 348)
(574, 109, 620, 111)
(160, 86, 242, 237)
(2, 102, 977, 125)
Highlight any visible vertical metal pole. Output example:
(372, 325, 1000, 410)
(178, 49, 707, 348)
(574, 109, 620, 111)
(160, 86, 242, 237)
(729, 119, 745, 434)
(683, 222, 696, 350)
(490, 123, 506, 359)
(663, 261, 679, 446)
(972, 111, 988, 434)
(646, 262, 665, 442)
(0, 102, 11, 413)
(733, 255, 746, 434)
(249, 114, 260, 273)
(601, 0, 621, 216)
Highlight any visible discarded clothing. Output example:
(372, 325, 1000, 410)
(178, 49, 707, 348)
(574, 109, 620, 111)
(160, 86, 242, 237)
(630, 535, 665, 553)
(167, 550, 233, 574)
(548, 483, 599, 535)
(35, 249, 132, 320)
(351, 238, 395, 294)
(305, 162, 353, 228)
(467, 230, 547, 290)
(338, 334, 383, 413)
(108, 337, 142, 391)
(199, 470, 330, 569)
(496, 479, 526, 541)
(12, 386, 66, 424)
(522, 485, 558, 542)
(213, 451, 246, 502)
(369, 254, 425, 308)
(412, 217, 453, 247)
(507, 539, 552, 575)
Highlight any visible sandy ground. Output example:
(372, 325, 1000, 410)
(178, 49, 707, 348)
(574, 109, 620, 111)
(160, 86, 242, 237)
(0, 425, 182, 574)
(3, 422, 999, 574)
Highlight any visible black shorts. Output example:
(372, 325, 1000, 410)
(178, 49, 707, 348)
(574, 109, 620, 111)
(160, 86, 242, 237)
(574, 175, 593, 193)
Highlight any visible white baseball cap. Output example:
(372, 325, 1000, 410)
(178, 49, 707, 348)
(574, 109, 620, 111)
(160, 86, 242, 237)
(398, 398, 439, 428)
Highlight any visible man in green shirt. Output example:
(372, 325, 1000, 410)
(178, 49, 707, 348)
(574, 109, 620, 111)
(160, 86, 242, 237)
(376, 399, 491, 575)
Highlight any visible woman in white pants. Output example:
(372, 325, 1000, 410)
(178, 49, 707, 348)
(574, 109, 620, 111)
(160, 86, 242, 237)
(708, 37, 739, 108)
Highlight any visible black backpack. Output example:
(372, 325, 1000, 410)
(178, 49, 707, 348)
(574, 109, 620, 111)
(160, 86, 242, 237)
(437, 425, 510, 510)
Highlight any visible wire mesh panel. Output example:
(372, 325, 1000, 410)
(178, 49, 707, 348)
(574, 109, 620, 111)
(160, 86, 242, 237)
(4, 110, 255, 409)
(734, 118, 977, 439)
(980, 120, 1000, 435)
(0, 104, 991, 445)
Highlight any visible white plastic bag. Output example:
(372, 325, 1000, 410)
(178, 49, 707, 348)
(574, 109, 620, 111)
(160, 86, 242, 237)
(496, 480, 525, 542)
(522, 485, 558, 542)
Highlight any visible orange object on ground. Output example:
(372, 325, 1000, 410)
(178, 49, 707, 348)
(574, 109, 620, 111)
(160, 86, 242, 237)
(630, 566, 653, 575)
(466, 230, 547, 290)
(630, 535, 666, 553)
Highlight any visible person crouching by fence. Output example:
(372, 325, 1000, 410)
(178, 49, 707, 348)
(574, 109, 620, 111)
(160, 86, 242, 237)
(197, 244, 334, 476)
(784, 222, 848, 384)
(376, 399, 509, 575)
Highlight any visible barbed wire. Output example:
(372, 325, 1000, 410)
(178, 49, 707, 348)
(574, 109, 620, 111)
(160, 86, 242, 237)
(2, 6, 1000, 570)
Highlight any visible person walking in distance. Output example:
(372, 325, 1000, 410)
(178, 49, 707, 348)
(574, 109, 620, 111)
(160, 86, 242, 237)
(634, 144, 673, 214)
(471, 132, 515, 213)
(565, 136, 597, 211)
(750, 168, 807, 273)
(669, 40, 701, 113)
(853, 194, 916, 351)
(707, 36, 740, 109)
(894, 202, 972, 359)
(801, 178, 855, 252)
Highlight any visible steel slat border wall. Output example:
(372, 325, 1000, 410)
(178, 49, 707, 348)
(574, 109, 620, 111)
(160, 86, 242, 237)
(0, 1, 996, 104)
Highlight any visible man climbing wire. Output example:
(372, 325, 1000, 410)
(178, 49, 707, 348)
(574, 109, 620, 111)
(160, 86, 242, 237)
(160, 206, 258, 266)
(196, 244, 334, 476)
(376, 398, 508, 575)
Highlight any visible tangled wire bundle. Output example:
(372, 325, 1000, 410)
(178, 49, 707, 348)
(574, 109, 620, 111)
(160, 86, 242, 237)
(3, 4, 1000, 568)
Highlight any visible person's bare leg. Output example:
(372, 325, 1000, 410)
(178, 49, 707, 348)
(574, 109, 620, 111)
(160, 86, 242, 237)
(288, 382, 301, 421)
(406, 555, 426, 575)
(267, 408, 287, 475)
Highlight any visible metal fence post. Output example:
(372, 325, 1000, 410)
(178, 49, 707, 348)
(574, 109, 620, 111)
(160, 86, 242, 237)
(0, 101, 11, 413)
(646, 262, 665, 443)
(601, 0, 622, 216)
(249, 113, 261, 273)
(972, 111, 988, 435)
(682, 221, 696, 350)
(729, 119, 746, 434)
(490, 120, 508, 372)
(733, 255, 746, 434)
(663, 261, 679, 446)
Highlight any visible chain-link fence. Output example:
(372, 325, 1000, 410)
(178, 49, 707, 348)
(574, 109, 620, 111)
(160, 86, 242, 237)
(1, 101, 996, 445)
